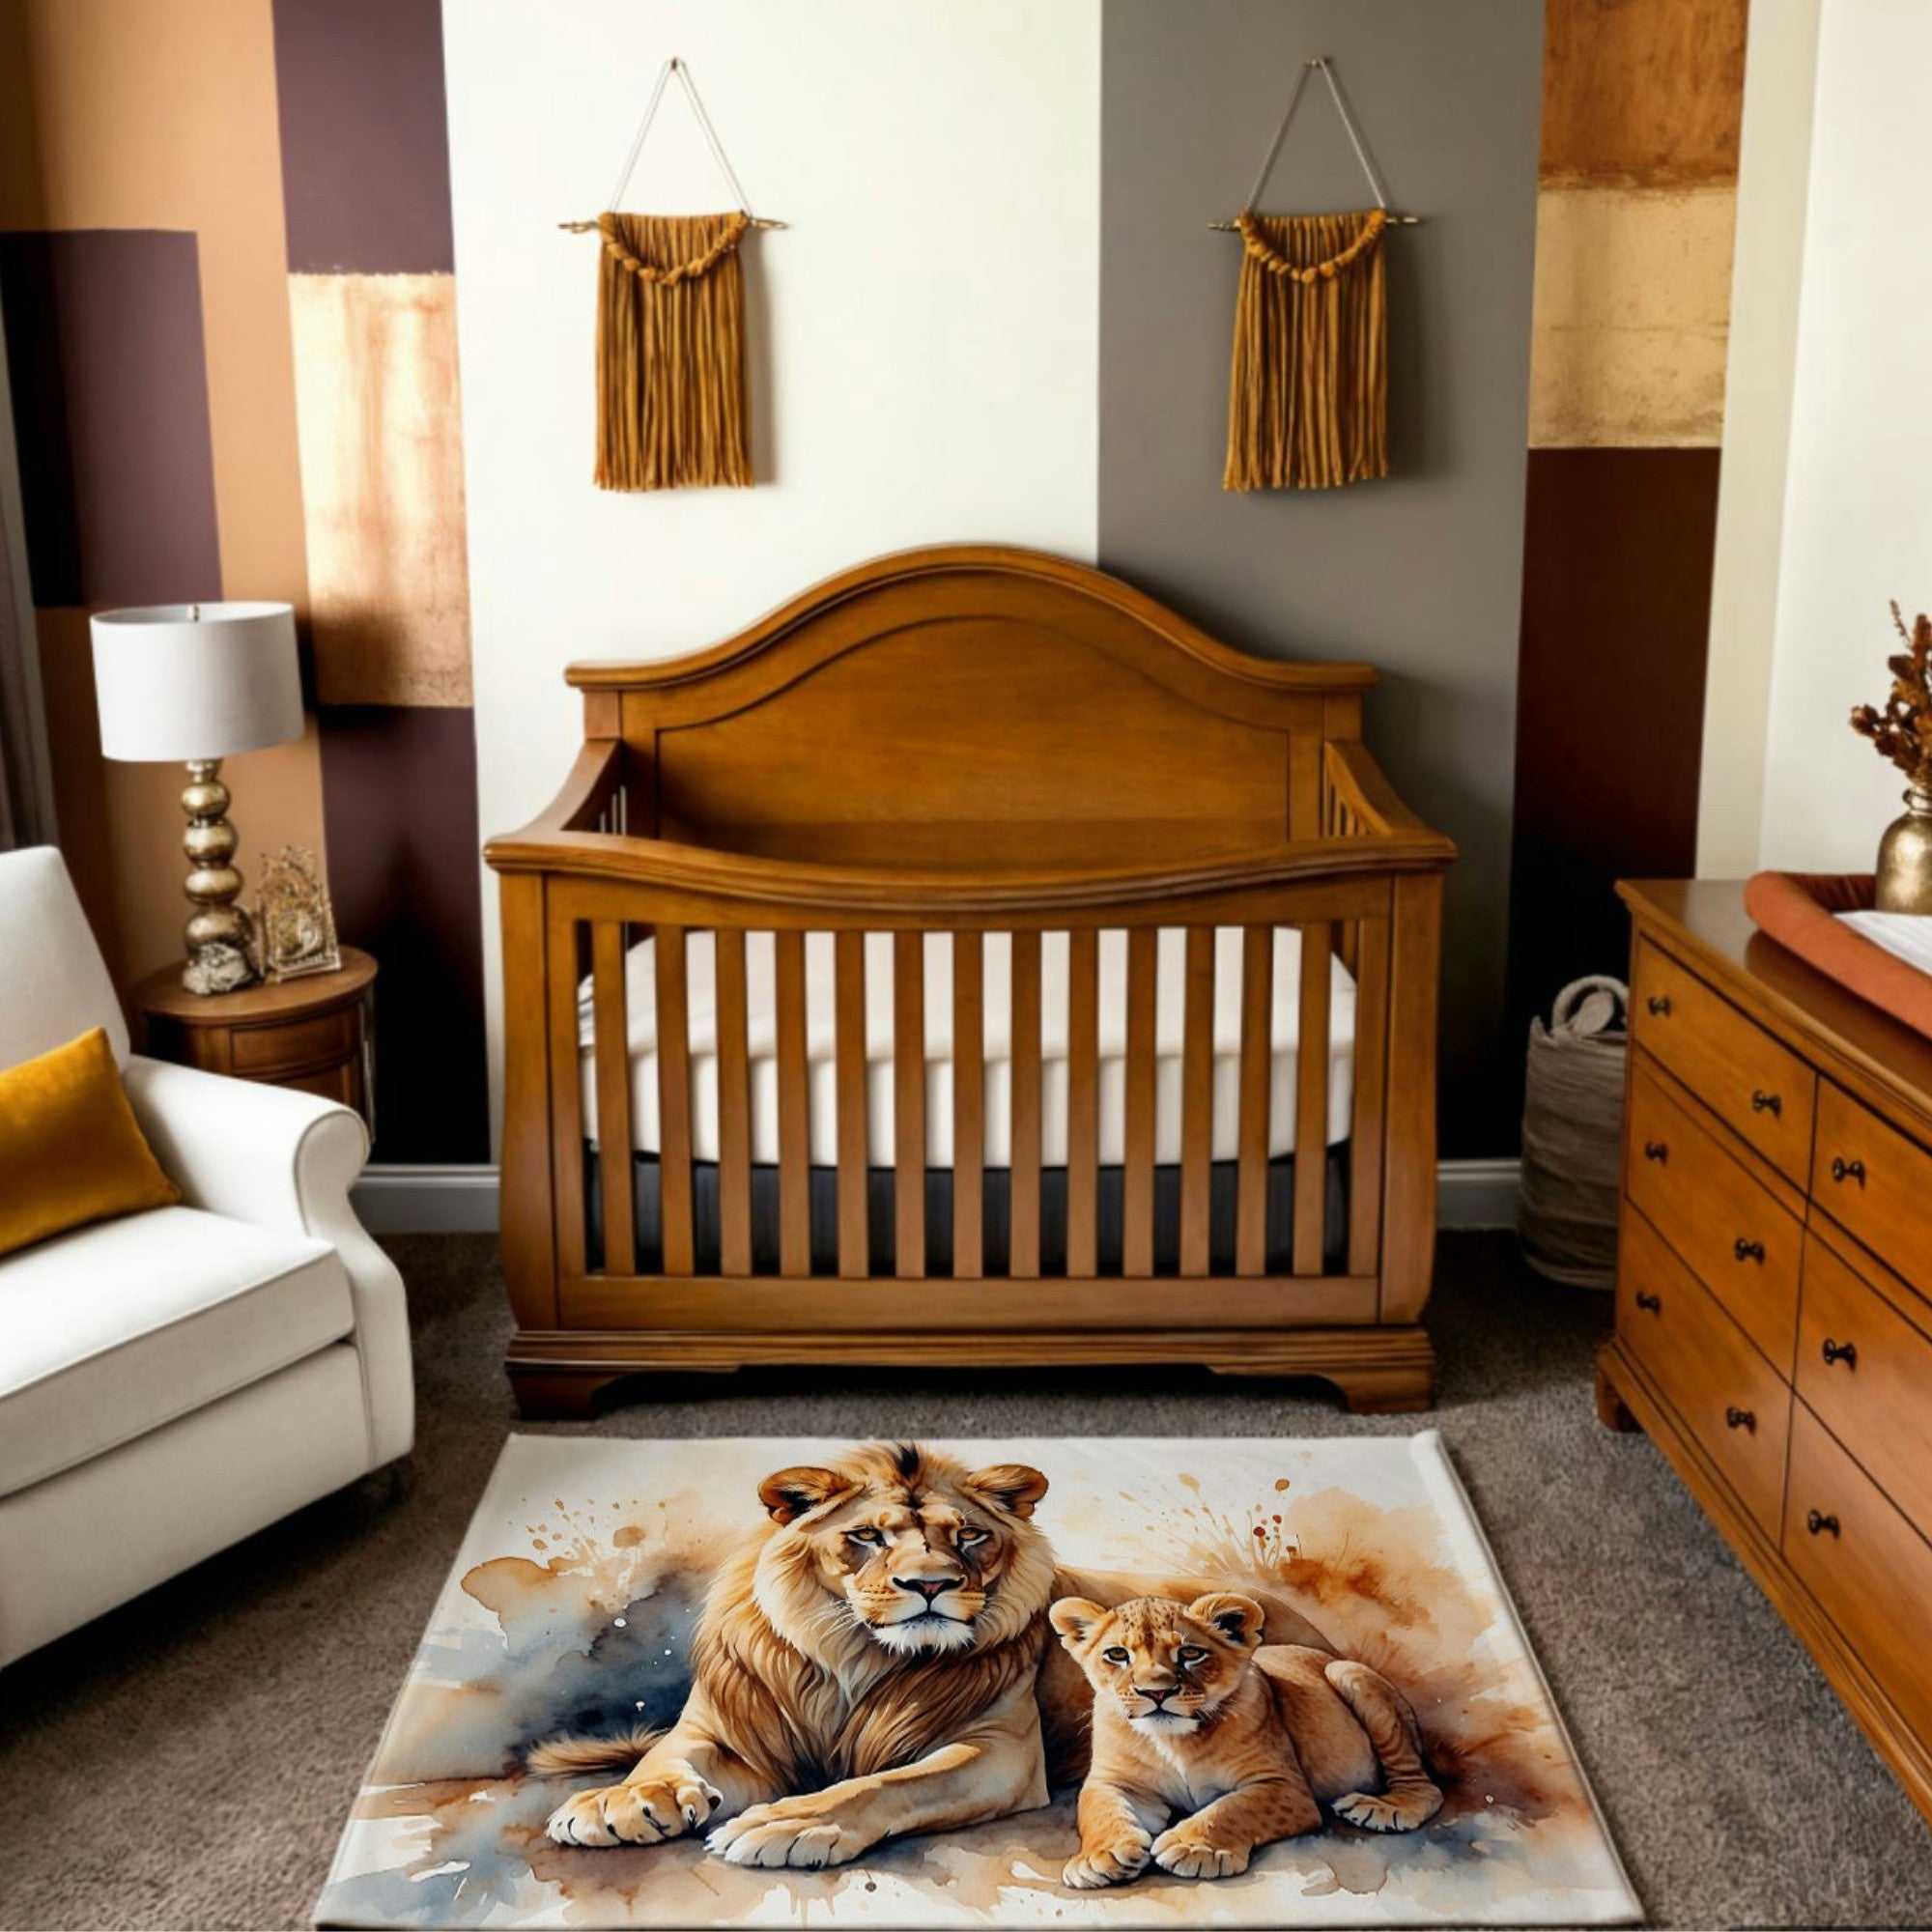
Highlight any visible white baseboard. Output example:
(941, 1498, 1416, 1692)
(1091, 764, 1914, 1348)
(353, 1164, 502, 1234)
(355, 1159, 1521, 1236)
(1435, 1157, 1521, 1231)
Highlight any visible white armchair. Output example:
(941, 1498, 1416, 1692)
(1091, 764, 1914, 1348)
(0, 846, 412, 1667)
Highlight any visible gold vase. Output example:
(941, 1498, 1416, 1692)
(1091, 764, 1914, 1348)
(1876, 787, 1932, 912)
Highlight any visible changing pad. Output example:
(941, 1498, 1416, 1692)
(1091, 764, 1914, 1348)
(578, 927, 1357, 1168)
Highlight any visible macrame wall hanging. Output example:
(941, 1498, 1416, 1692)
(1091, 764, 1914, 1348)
(562, 58, 783, 492)
(1218, 57, 1420, 493)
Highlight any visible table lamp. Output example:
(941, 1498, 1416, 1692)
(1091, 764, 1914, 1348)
(90, 602, 304, 994)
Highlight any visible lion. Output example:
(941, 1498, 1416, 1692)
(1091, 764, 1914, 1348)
(531, 1440, 1335, 1869)
(1049, 1592, 1442, 1889)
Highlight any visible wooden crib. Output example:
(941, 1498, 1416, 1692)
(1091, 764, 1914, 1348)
(484, 546, 1454, 1417)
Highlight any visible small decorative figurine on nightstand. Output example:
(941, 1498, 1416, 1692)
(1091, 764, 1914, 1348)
(255, 844, 341, 981)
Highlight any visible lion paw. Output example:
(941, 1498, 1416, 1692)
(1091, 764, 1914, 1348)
(707, 1797, 871, 1869)
(1333, 1781, 1442, 1833)
(1151, 1827, 1249, 1880)
(1062, 1834, 1151, 1889)
(547, 1769, 722, 1848)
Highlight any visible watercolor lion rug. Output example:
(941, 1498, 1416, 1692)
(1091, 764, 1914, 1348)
(316, 1434, 1637, 1928)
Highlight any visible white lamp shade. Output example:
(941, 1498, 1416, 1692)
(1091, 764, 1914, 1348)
(90, 602, 303, 763)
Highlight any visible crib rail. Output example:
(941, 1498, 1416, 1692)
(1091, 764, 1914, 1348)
(491, 772, 1448, 1352)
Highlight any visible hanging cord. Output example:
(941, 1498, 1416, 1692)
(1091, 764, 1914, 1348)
(562, 56, 785, 234)
(1211, 56, 1418, 231)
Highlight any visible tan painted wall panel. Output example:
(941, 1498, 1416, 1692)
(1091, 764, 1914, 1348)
(1, 0, 327, 981)
(1541, 0, 1747, 186)
(290, 273, 472, 706)
(1529, 184, 1737, 448)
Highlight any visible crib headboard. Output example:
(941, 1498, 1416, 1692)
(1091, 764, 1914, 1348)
(568, 546, 1378, 868)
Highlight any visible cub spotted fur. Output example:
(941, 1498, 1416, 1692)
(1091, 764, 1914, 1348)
(1049, 1592, 1442, 1888)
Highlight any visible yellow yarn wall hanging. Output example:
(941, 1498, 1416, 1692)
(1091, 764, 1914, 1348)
(564, 59, 781, 493)
(1217, 57, 1419, 493)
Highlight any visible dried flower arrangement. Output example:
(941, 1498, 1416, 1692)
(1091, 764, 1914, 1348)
(1851, 602, 1932, 794)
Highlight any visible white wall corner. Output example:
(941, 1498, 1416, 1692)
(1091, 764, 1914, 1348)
(1695, 0, 1823, 879)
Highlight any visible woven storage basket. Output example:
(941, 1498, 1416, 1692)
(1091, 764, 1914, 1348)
(1518, 976, 1627, 1290)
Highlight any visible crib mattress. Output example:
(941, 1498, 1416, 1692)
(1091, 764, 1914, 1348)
(578, 927, 1356, 1168)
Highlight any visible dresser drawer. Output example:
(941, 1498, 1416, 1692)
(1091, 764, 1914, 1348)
(1620, 1207, 1793, 1538)
(1797, 1233, 1932, 1535)
(1812, 1082, 1932, 1289)
(1631, 939, 1816, 1182)
(1625, 1056, 1801, 1372)
(1784, 1403, 1932, 1744)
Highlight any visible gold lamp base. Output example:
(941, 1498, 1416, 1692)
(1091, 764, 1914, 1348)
(180, 758, 258, 995)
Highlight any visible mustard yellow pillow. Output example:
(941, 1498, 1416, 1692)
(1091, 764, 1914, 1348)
(0, 1026, 180, 1259)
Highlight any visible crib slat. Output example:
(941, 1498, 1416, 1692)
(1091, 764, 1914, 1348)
(1122, 926, 1158, 1276)
(1009, 932, 1043, 1277)
(1179, 926, 1215, 1275)
(775, 930, 811, 1276)
(549, 916, 587, 1281)
(715, 928, 753, 1277)
(653, 925, 695, 1276)
(1349, 915, 1391, 1277)
(894, 933, 927, 1277)
(952, 931, 984, 1280)
(836, 931, 868, 1278)
(591, 923, 636, 1275)
(1236, 924, 1274, 1276)
(1293, 922, 1334, 1275)
(1066, 929, 1100, 1278)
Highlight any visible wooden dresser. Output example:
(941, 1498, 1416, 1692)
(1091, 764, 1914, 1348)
(1601, 880, 1932, 1826)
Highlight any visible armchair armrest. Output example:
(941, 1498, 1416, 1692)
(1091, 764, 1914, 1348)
(122, 1056, 413, 1465)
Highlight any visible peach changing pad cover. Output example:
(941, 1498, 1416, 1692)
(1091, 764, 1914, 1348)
(1744, 870, 1932, 1042)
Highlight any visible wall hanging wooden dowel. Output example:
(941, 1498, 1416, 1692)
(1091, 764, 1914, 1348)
(561, 57, 781, 493)
(1217, 56, 1417, 494)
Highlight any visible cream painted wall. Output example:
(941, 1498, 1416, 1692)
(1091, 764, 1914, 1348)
(1753, 0, 1932, 872)
(1695, 0, 1817, 878)
(443, 2, 1101, 1137)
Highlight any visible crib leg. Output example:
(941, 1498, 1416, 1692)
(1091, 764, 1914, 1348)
(1323, 1362, 1435, 1414)
(510, 1368, 629, 1421)
(1206, 1326, 1435, 1414)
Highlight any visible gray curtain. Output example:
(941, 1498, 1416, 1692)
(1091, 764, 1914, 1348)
(0, 395, 49, 853)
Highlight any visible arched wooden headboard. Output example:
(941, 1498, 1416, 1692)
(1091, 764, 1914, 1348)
(566, 546, 1378, 868)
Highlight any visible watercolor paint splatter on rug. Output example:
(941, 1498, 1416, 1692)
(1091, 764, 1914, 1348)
(315, 1434, 1637, 1927)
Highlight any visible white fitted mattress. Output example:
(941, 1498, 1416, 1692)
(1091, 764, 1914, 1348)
(579, 928, 1355, 1168)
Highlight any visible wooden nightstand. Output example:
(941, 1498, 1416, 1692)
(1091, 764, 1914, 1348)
(132, 947, 379, 1138)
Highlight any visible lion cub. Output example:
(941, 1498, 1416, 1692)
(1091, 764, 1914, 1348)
(1049, 1592, 1441, 1888)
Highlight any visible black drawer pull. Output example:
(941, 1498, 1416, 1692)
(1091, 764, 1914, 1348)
(1751, 1090, 1782, 1117)
(1635, 1291, 1662, 1315)
(1806, 1510, 1841, 1538)
(1829, 1156, 1866, 1186)
(1733, 1236, 1766, 1264)
(1724, 1406, 1755, 1433)
(1643, 1140, 1668, 1163)
(1821, 1337, 1858, 1370)
(1647, 994, 1671, 1017)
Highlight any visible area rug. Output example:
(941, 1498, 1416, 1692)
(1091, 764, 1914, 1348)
(316, 1434, 1637, 1928)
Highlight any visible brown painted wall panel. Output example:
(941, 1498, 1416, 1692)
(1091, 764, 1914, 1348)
(317, 705, 487, 1162)
(1507, 447, 1720, 1036)
(1541, 0, 1747, 186)
(0, 230, 222, 608)
(272, 0, 456, 274)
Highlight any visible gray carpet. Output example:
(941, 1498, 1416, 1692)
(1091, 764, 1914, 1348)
(1, 1232, 1928, 1931)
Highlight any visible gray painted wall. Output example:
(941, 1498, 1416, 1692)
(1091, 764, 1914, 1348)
(1098, 0, 1544, 1157)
